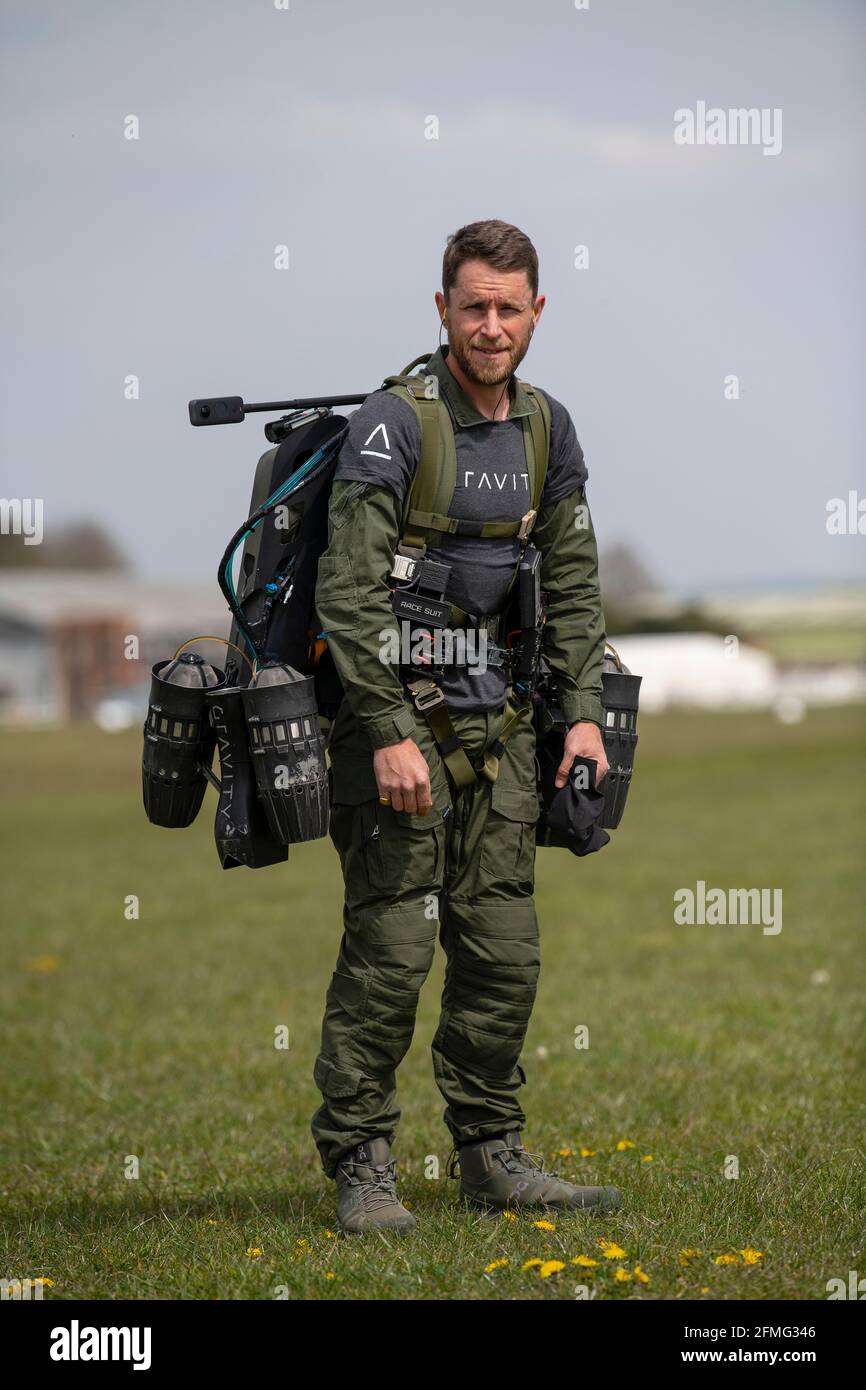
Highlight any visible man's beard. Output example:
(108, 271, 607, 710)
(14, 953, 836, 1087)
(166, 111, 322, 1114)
(448, 330, 531, 387)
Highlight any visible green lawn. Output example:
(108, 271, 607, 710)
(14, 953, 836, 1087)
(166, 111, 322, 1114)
(1, 706, 864, 1300)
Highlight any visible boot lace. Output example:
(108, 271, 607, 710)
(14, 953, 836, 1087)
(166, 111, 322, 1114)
(446, 1142, 561, 1181)
(496, 1143, 561, 1180)
(340, 1157, 401, 1213)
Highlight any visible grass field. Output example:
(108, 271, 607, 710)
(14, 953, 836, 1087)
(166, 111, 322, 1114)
(1, 706, 864, 1301)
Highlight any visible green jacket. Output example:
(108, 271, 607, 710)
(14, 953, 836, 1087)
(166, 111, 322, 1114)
(315, 357, 606, 750)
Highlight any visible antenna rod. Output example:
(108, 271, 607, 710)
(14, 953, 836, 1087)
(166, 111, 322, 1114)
(189, 394, 369, 426)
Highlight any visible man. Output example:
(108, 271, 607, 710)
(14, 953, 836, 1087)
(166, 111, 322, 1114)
(312, 219, 622, 1233)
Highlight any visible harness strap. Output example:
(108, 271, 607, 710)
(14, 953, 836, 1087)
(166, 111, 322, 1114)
(382, 355, 551, 557)
(404, 508, 530, 539)
(404, 678, 532, 788)
(404, 677, 478, 788)
(385, 354, 552, 788)
(475, 699, 533, 784)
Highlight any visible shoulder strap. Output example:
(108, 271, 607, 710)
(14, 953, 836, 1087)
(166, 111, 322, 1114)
(517, 380, 551, 514)
(381, 355, 454, 552)
(383, 358, 458, 553)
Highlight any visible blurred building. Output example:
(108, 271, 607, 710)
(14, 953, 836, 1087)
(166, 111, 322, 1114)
(609, 632, 776, 714)
(610, 630, 866, 717)
(0, 571, 230, 725)
(1, 568, 864, 726)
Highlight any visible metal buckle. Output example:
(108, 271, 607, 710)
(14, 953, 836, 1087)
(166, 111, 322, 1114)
(517, 509, 537, 542)
(390, 554, 416, 582)
(410, 680, 445, 713)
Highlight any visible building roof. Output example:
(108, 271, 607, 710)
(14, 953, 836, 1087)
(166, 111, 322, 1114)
(0, 571, 230, 635)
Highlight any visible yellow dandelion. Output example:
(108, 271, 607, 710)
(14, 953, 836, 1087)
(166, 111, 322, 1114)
(483, 1258, 509, 1273)
(24, 955, 61, 973)
(245, 1246, 263, 1258)
(614, 1267, 632, 1282)
(522, 1258, 543, 1270)
(571, 1255, 599, 1268)
(598, 1238, 627, 1259)
(678, 1247, 702, 1266)
(615, 1139, 635, 1151)
(539, 1260, 566, 1278)
(533, 1218, 556, 1232)
(32, 1277, 55, 1287)
(324, 1230, 336, 1239)
(740, 1248, 763, 1265)
(206, 1219, 221, 1226)
(501, 1210, 518, 1222)
(634, 1265, 650, 1283)
(700, 1286, 710, 1293)
(713, 1253, 739, 1265)
(294, 1237, 311, 1249)
(641, 1154, 653, 1162)
(558, 1147, 573, 1158)
(324, 1271, 336, 1279)
(579, 1146, 595, 1158)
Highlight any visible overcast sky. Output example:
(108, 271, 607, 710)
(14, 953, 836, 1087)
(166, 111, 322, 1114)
(1, 0, 864, 596)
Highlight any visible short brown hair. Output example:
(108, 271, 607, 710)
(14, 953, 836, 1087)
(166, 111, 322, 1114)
(442, 219, 539, 302)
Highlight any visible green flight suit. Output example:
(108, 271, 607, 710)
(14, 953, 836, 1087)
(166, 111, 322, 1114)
(310, 362, 606, 1180)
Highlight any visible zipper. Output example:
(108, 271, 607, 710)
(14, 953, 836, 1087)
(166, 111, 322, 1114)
(331, 479, 367, 526)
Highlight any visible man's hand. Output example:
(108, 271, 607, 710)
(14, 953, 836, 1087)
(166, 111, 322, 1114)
(555, 720, 609, 789)
(373, 737, 433, 815)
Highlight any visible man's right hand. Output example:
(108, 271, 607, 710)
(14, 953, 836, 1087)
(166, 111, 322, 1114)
(373, 737, 433, 815)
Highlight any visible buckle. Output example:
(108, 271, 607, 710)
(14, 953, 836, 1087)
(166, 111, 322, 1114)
(390, 553, 417, 582)
(409, 679, 445, 712)
(517, 509, 537, 542)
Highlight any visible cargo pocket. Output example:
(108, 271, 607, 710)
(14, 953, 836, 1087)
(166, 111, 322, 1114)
(328, 964, 373, 1025)
(315, 554, 359, 633)
(370, 796, 447, 898)
(479, 782, 540, 891)
(329, 480, 368, 531)
(314, 1055, 365, 1098)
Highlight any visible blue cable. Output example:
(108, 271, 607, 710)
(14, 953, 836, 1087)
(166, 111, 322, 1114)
(224, 434, 345, 656)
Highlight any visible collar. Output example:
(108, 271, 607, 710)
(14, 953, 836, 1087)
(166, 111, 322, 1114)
(422, 345, 538, 427)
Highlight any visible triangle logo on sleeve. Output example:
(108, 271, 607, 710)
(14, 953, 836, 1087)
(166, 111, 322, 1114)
(360, 423, 391, 461)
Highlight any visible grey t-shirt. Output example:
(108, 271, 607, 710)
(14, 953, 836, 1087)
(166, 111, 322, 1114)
(333, 376, 588, 709)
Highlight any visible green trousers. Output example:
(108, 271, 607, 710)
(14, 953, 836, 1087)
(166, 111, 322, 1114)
(311, 692, 541, 1179)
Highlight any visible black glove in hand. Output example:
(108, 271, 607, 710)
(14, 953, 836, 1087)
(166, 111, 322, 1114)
(536, 746, 610, 858)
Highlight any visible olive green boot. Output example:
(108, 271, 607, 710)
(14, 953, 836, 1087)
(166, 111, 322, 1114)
(334, 1138, 416, 1235)
(452, 1130, 622, 1214)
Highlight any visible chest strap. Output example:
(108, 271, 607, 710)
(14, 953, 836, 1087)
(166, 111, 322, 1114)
(404, 509, 534, 540)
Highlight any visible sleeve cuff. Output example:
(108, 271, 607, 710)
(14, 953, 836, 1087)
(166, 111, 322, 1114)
(559, 691, 605, 729)
(361, 704, 418, 749)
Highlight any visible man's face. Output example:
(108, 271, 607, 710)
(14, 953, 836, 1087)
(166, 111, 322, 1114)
(436, 260, 543, 387)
